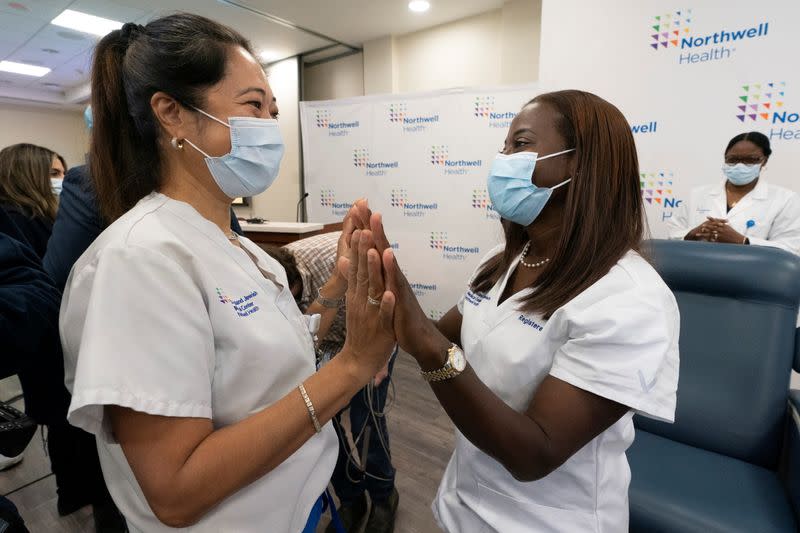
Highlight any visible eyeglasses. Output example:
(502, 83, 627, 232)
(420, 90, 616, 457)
(725, 156, 764, 165)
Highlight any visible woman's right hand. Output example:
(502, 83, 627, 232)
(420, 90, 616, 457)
(685, 221, 712, 241)
(338, 229, 397, 383)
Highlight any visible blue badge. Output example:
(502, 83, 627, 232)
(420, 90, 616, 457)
(746, 219, 756, 229)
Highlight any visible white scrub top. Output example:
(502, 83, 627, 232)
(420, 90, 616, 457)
(60, 193, 337, 533)
(667, 179, 800, 254)
(433, 246, 680, 533)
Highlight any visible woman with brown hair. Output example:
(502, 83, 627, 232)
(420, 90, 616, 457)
(369, 90, 680, 531)
(60, 12, 395, 533)
(0, 143, 63, 257)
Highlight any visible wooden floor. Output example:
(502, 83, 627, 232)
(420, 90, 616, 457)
(0, 352, 455, 532)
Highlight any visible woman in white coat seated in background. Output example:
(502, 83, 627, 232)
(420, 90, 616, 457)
(60, 13, 396, 532)
(668, 131, 800, 253)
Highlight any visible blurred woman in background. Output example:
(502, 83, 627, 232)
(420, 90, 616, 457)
(0, 143, 62, 257)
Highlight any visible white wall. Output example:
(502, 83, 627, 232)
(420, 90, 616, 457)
(247, 57, 301, 221)
(304, 0, 541, 101)
(0, 104, 88, 169)
(394, 9, 503, 93)
(303, 53, 364, 101)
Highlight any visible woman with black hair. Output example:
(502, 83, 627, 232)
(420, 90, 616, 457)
(60, 13, 395, 532)
(668, 131, 800, 253)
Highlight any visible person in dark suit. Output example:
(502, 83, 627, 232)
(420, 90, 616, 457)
(44, 165, 243, 290)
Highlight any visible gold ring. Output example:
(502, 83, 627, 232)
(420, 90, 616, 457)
(367, 295, 381, 306)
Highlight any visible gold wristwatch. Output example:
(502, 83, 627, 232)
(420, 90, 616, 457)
(420, 344, 466, 382)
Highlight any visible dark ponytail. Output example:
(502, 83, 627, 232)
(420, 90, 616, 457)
(90, 13, 253, 222)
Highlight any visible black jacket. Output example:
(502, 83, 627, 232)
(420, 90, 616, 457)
(0, 206, 69, 424)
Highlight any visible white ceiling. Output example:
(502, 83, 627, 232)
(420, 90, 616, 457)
(0, 0, 504, 108)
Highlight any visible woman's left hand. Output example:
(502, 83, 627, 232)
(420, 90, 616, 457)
(704, 217, 746, 244)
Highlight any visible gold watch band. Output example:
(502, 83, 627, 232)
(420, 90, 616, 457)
(420, 344, 461, 382)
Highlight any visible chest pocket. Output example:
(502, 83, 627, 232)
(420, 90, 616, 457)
(209, 276, 316, 427)
(463, 299, 556, 412)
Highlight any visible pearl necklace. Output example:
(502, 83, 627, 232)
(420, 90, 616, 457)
(519, 241, 550, 268)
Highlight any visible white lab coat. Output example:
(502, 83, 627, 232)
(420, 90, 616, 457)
(60, 193, 337, 533)
(432, 246, 680, 533)
(667, 179, 800, 254)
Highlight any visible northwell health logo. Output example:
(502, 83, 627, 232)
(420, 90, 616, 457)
(640, 171, 682, 222)
(390, 187, 437, 217)
(473, 95, 516, 128)
(388, 102, 439, 133)
(738, 82, 800, 142)
(736, 82, 786, 122)
(314, 109, 359, 137)
(429, 231, 480, 261)
(319, 188, 351, 217)
(649, 9, 692, 50)
(429, 145, 483, 175)
(472, 188, 499, 220)
(409, 280, 437, 298)
(649, 9, 769, 64)
(353, 148, 399, 176)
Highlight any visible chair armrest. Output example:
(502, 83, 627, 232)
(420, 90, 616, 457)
(783, 390, 800, 521)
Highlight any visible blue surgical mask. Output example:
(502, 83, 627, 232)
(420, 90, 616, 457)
(723, 163, 761, 186)
(487, 149, 575, 226)
(183, 108, 285, 199)
(51, 178, 63, 196)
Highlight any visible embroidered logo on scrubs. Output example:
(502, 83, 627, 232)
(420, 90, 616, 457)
(638, 370, 658, 393)
(465, 290, 490, 307)
(215, 288, 231, 304)
(216, 288, 260, 318)
(518, 315, 544, 331)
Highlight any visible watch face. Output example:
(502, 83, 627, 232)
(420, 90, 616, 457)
(451, 347, 467, 372)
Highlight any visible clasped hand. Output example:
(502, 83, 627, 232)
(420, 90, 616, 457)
(336, 200, 447, 386)
(686, 217, 745, 244)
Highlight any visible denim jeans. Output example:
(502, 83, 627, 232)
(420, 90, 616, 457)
(330, 351, 397, 505)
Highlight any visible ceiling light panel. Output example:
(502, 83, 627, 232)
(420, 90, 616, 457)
(50, 9, 123, 37)
(0, 60, 51, 77)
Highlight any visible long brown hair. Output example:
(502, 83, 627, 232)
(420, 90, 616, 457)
(0, 143, 59, 221)
(90, 13, 254, 222)
(472, 90, 644, 318)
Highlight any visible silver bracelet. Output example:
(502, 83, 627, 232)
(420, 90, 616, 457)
(298, 383, 322, 433)
(315, 287, 344, 309)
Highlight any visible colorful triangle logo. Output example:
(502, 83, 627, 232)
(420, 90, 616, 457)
(738, 105, 746, 112)
(737, 115, 745, 122)
(748, 114, 757, 120)
(760, 113, 769, 120)
(740, 96, 748, 103)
